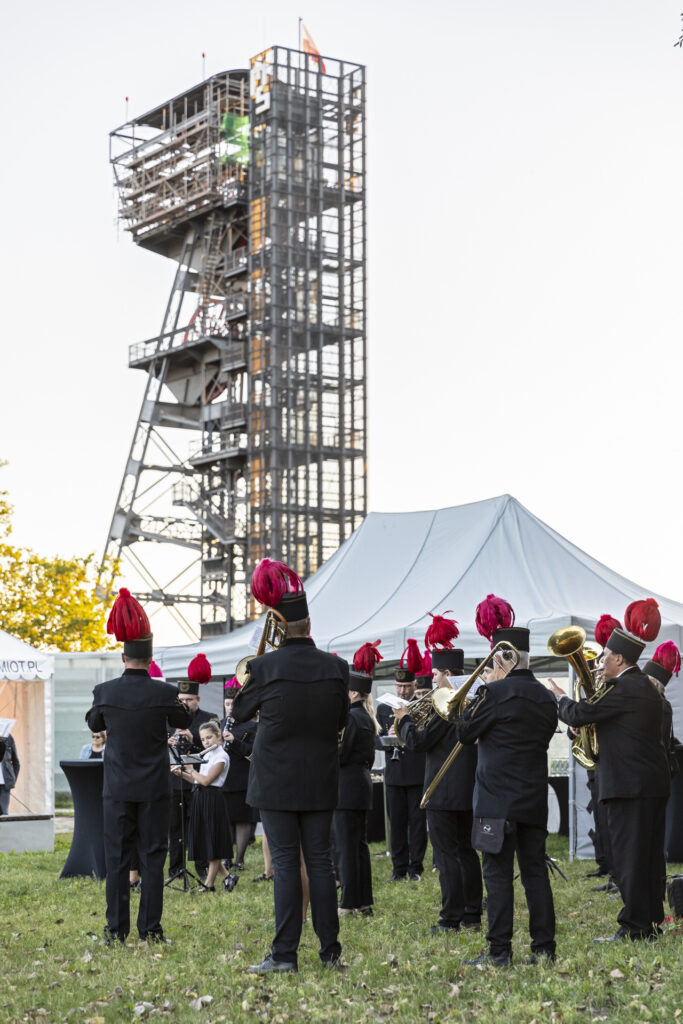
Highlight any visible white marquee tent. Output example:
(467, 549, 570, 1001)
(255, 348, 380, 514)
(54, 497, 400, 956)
(158, 494, 683, 858)
(0, 630, 55, 852)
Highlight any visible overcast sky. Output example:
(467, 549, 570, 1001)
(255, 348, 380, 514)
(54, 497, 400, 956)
(1, 0, 682, 643)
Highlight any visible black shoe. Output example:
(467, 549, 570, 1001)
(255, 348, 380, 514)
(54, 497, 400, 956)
(103, 926, 126, 946)
(322, 956, 346, 970)
(359, 907, 373, 917)
(140, 931, 169, 945)
(224, 873, 239, 893)
(463, 921, 482, 931)
(464, 951, 511, 967)
(252, 872, 274, 883)
(593, 929, 628, 943)
(526, 950, 556, 964)
(198, 883, 216, 893)
(222, 858, 232, 871)
(129, 879, 142, 892)
(584, 868, 608, 878)
(389, 872, 407, 882)
(430, 923, 460, 933)
(249, 954, 297, 974)
(233, 860, 244, 871)
(408, 871, 422, 881)
(591, 881, 617, 892)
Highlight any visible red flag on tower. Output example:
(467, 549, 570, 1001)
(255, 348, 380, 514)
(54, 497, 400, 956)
(302, 22, 326, 73)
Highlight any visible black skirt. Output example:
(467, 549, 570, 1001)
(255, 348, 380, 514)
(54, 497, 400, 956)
(188, 786, 233, 862)
(225, 788, 259, 824)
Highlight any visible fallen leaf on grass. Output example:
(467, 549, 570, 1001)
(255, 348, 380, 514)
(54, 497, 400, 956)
(133, 1002, 154, 1017)
(189, 994, 213, 1010)
(82, 951, 93, 963)
(448, 984, 461, 997)
(609, 969, 624, 979)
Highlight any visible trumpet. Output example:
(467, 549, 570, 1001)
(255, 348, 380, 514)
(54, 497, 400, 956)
(234, 608, 288, 687)
(547, 626, 602, 770)
(419, 640, 520, 808)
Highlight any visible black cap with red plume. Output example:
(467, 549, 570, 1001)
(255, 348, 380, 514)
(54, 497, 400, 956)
(179, 653, 212, 695)
(475, 594, 515, 644)
(594, 614, 622, 649)
(643, 640, 681, 688)
(107, 587, 153, 660)
(252, 559, 304, 609)
(624, 598, 661, 643)
(349, 640, 382, 694)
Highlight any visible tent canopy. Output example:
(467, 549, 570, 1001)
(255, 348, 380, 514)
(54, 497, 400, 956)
(160, 494, 683, 675)
(0, 631, 54, 681)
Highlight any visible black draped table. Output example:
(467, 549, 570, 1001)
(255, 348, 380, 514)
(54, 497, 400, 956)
(59, 760, 106, 879)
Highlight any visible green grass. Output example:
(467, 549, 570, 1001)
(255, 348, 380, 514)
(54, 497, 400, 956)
(1, 835, 682, 1023)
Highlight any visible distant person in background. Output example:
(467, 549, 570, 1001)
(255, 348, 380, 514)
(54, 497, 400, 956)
(80, 731, 107, 760)
(0, 732, 20, 814)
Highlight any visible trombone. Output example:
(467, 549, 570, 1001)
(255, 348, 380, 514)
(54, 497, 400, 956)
(419, 641, 519, 808)
(234, 608, 288, 687)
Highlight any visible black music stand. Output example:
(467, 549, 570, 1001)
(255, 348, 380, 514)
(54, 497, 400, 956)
(165, 749, 205, 894)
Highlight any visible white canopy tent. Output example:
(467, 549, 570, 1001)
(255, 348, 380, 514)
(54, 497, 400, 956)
(158, 494, 683, 858)
(0, 630, 55, 852)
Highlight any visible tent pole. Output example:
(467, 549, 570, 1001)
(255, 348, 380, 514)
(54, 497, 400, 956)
(568, 666, 575, 862)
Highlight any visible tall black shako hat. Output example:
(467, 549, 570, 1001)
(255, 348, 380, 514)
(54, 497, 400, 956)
(351, 640, 383, 695)
(251, 558, 308, 622)
(107, 588, 153, 660)
(643, 641, 681, 688)
(431, 649, 465, 673)
(604, 628, 645, 665)
(491, 627, 530, 653)
(178, 653, 212, 696)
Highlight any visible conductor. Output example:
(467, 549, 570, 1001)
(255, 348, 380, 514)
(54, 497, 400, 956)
(86, 588, 192, 944)
(232, 560, 349, 973)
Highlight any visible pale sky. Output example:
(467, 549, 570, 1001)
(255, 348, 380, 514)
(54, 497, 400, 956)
(1, 1, 682, 644)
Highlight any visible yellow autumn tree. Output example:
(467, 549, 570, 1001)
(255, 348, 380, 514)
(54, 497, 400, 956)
(0, 462, 115, 651)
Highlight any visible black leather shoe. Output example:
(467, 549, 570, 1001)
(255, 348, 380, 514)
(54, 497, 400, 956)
(408, 871, 422, 881)
(233, 860, 244, 871)
(593, 929, 627, 943)
(464, 951, 511, 967)
(224, 873, 239, 893)
(198, 883, 216, 893)
(141, 931, 170, 945)
(430, 923, 460, 933)
(252, 872, 274, 883)
(359, 907, 373, 917)
(103, 927, 126, 946)
(584, 868, 608, 878)
(526, 951, 556, 964)
(591, 881, 616, 892)
(249, 954, 297, 974)
(389, 872, 407, 882)
(463, 921, 482, 931)
(322, 957, 346, 970)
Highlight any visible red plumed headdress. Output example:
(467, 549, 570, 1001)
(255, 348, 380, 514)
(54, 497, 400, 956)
(624, 598, 661, 642)
(352, 640, 383, 676)
(475, 594, 515, 642)
(400, 639, 424, 675)
(251, 559, 304, 608)
(224, 674, 242, 692)
(594, 614, 622, 648)
(421, 649, 432, 675)
(424, 611, 459, 651)
(106, 587, 151, 642)
(149, 660, 164, 678)
(187, 653, 212, 684)
(653, 641, 681, 676)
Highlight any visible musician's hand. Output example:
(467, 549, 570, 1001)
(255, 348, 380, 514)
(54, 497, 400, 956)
(170, 764, 182, 775)
(547, 678, 564, 698)
(223, 731, 234, 743)
(569, 727, 580, 738)
(393, 706, 410, 722)
(177, 729, 193, 741)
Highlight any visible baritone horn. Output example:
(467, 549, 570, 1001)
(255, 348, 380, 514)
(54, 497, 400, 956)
(419, 640, 520, 808)
(235, 608, 288, 687)
(546, 625, 602, 770)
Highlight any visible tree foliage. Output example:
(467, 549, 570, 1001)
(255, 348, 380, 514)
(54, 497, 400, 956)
(0, 463, 115, 652)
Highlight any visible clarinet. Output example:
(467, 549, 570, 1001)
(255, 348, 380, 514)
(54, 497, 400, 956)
(223, 715, 235, 753)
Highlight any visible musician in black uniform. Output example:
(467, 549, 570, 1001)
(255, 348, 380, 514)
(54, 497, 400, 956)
(232, 589, 349, 973)
(458, 627, 558, 966)
(85, 588, 192, 943)
(334, 664, 378, 915)
(167, 661, 218, 881)
(550, 627, 670, 941)
(377, 668, 427, 881)
(395, 649, 482, 931)
(221, 679, 257, 870)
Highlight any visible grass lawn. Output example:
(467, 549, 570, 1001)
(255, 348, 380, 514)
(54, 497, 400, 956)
(0, 834, 682, 1024)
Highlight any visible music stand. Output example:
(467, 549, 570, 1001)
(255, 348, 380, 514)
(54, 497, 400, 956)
(166, 749, 206, 894)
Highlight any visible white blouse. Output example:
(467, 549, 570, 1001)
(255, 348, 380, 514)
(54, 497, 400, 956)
(198, 745, 230, 788)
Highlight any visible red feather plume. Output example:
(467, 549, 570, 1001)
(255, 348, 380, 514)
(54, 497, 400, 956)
(475, 594, 515, 642)
(653, 641, 681, 675)
(400, 639, 424, 674)
(594, 614, 622, 648)
(187, 653, 212, 684)
(421, 649, 432, 675)
(106, 587, 151, 642)
(352, 640, 383, 676)
(149, 660, 163, 678)
(224, 674, 242, 692)
(424, 611, 459, 651)
(624, 598, 661, 642)
(251, 559, 303, 608)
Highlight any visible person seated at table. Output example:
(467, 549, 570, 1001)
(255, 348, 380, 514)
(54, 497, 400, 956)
(80, 731, 107, 760)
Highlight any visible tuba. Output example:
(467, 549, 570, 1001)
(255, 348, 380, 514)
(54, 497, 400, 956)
(547, 626, 602, 770)
(234, 608, 288, 687)
(419, 641, 520, 808)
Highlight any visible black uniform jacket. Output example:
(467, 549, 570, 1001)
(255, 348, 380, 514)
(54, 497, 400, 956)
(377, 700, 426, 787)
(232, 637, 349, 811)
(337, 703, 376, 810)
(558, 666, 670, 800)
(0, 734, 20, 789)
(396, 708, 476, 811)
(169, 707, 218, 791)
(86, 669, 192, 801)
(220, 717, 256, 792)
(457, 668, 558, 826)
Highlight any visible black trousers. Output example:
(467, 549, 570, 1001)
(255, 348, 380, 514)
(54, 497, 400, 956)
(586, 770, 609, 872)
(260, 808, 341, 966)
(168, 785, 207, 877)
(427, 808, 482, 926)
(334, 808, 373, 910)
(593, 767, 615, 877)
(482, 822, 555, 957)
(386, 784, 427, 875)
(103, 797, 170, 939)
(605, 796, 667, 936)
